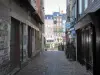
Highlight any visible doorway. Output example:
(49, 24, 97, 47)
(10, 17, 20, 70)
(28, 26, 32, 58)
(81, 24, 95, 73)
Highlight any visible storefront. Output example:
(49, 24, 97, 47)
(75, 9, 100, 74)
(75, 14, 94, 73)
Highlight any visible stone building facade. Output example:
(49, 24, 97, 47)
(66, 0, 100, 75)
(0, 0, 44, 74)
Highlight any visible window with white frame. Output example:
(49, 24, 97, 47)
(78, 0, 82, 14)
(84, 0, 88, 10)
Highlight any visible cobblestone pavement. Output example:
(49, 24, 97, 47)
(16, 51, 90, 75)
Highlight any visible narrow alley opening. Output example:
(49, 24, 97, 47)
(0, 0, 100, 75)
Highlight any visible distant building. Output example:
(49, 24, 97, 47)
(53, 12, 66, 44)
(45, 15, 55, 48)
(45, 12, 66, 48)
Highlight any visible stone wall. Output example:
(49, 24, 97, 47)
(0, 0, 43, 74)
(0, 1, 11, 74)
(32, 29, 36, 56)
(0, 21, 10, 65)
(20, 24, 28, 63)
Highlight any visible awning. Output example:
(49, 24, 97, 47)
(74, 13, 92, 30)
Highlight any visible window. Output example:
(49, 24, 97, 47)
(53, 17, 57, 24)
(84, 0, 88, 10)
(51, 17, 52, 19)
(57, 14, 59, 16)
(72, 7, 75, 20)
(75, 4, 77, 18)
(79, 0, 82, 14)
(47, 17, 48, 19)
(54, 21, 57, 24)
(92, 0, 94, 2)
(59, 18, 62, 22)
(57, 18, 59, 22)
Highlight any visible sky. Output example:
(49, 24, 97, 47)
(44, 0, 66, 15)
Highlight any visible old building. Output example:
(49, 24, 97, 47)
(45, 15, 55, 49)
(0, 0, 44, 74)
(45, 12, 66, 49)
(53, 12, 66, 45)
(66, 0, 100, 74)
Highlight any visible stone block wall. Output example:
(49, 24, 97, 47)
(0, 1, 11, 74)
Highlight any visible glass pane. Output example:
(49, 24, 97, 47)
(79, 0, 82, 14)
(84, 0, 88, 10)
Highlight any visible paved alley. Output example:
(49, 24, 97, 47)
(16, 51, 90, 75)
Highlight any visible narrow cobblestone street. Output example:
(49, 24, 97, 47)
(16, 51, 89, 75)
